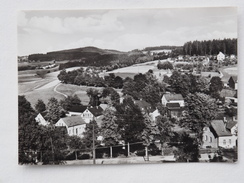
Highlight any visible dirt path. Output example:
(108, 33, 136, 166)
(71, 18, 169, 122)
(53, 83, 68, 98)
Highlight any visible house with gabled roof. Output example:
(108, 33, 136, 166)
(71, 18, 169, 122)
(35, 112, 49, 126)
(150, 109, 161, 121)
(55, 116, 86, 137)
(67, 105, 88, 116)
(202, 120, 237, 149)
(228, 76, 238, 90)
(82, 106, 104, 123)
(166, 103, 183, 118)
(161, 93, 184, 107)
(217, 51, 225, 62)
(134, 100, 153, 113)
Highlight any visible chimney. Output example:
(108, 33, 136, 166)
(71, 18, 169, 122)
(223, 117, 227, 128)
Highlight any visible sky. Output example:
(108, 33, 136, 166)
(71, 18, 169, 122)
(18, 7, 237, 56)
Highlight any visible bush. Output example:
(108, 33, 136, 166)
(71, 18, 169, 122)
(157, 61, 173, 70)
(78, 153, 90, 160)
(135, 149, 145, 156)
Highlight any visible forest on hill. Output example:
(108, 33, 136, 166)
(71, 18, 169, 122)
(182, 38, 237, 56)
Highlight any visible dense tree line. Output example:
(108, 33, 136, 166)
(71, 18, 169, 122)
(157, 61, 173, 70)
(183, 38, 237, 56)
(19, 96, 69, 164)
(57, 68, 124, 88)
(122, 71, 165, 108)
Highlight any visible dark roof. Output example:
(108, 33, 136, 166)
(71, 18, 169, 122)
(211, 120, 232, 137)
(60, 116, 86, 127)
(166, 103, 181, 109)
(226, 121, 237, 130)
(69, 105, 87, 113)
(166, 102, 180, 107)
(88, 106, 103, 117)
(135, 100, 151, 108)
(164, 93, 184, 101)
(230, 76, 237, 82)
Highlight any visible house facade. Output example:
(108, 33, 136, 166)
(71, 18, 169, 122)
(166, 103, 183, 118)
(55, 116, 86, 137)
(202, 120, 237, 149)
(82, 106, 103, 123)
(217, 52, 225, 62)
(150, 109, 161, 121)
(35, 112, 49, 126)
(161, 93, 184, 107)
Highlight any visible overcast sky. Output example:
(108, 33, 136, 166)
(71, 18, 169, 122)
(18, 7, 237, 56)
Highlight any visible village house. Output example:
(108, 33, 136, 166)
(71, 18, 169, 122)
(134, 100, 153, 113)
(55, 116, 86, 137)
(177, 55, 184, 61)
(161, 93, 184, 107)
(35, 112, 49, 126)
(150, 109, 161, 121)
(228, 76, 238, 90)
(202, 120, 237, 149)
(166, 103, 183, 118)
(217, 51, 225, 62)
(82, 106, 104, 123)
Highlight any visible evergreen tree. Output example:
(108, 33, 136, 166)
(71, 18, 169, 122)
(45, 97, 65, 125)
(100, 108, 121, 146)
(35, 99, 46, 113)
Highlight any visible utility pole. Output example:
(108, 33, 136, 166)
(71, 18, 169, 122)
(127, 142, 130, 157)
(92, 122, 96, 164)
(145, 146, 149, 161)
(110, 146, 113, 158)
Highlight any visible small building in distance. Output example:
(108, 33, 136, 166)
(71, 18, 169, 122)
(217, 51, 225, 62)
(161, 93, 185, 107)
(55, 116, 86, 137)
(228, 76, 238, 90)
(134, 100, 153, 113)
(35, 112, 49, 126)
(150, 109, 161, 121)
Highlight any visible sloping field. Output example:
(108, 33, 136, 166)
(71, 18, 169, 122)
(224, 67, 238, 76)
(106, 59, 168, 79)
(23, 86, 65, 108)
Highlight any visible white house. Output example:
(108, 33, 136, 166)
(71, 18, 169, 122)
(35, 112, 49, 126)
(82, 106, 104, 123)
(149, 109, 161, 121)
(55, 116, 86, 137)
(202, 120, 237, 149)
(217, 52, 225, 62)
(161, 93, 184, 107)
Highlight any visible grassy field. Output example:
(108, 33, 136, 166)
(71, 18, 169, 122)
(23, 85, 66, 108)
(106, 59, 169, 79)
(55, 84, 97, 105)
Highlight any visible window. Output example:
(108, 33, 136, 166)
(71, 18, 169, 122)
(76, 128, 78, 135)
(229, 139, 231, 144)
(223, 139, 226, 145)
(210, 137, 212, 143)
(205, 135, 208, 141)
